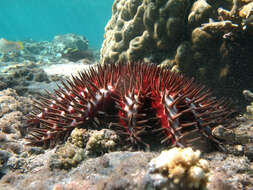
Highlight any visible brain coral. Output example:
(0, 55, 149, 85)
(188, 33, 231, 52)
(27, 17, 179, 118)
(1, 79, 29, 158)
(101, 0, 253, 106)
(101, 0, 191, 65)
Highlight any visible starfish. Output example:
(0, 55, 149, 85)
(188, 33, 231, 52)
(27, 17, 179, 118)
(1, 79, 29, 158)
(26, 62, 233, 149)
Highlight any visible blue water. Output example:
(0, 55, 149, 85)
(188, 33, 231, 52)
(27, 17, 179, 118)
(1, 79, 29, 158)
(0, 0, 114, 48)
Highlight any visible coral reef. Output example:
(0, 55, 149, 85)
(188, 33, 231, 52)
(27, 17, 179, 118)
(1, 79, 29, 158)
(146, 147, 210, 190)
(0, 33, 94, 63)
(100, 0, 253, 107)
(1, 2, 253, 189)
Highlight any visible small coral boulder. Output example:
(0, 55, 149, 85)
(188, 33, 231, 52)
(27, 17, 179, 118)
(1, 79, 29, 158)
(147, 147, 210, 190)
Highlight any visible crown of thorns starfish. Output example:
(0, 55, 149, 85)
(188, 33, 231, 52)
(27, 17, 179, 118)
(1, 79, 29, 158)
(26, 62, 233, 149)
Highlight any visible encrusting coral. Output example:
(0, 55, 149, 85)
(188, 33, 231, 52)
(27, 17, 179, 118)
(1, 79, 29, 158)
(148, 147, 210, 189)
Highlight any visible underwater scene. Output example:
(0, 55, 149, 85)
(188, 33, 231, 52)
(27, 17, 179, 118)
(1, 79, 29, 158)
(0, 0, 253, 189)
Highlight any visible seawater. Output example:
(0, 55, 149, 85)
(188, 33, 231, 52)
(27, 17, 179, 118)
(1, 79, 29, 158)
(0, 0, 114, 48)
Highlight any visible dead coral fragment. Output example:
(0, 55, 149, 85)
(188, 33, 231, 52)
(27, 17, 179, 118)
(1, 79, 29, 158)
(149, 147, 210, 189)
